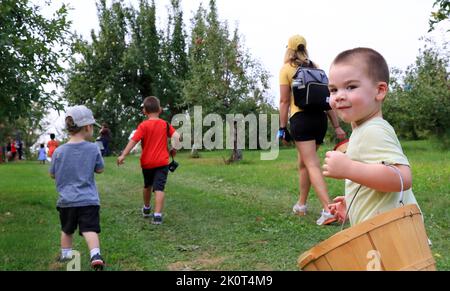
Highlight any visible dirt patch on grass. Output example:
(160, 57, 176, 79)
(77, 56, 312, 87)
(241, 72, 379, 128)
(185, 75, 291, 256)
(187, 158, 224, 166)
(167, 253, 226, 271)
(255, 263, 273, 271)
(278, 163, 297, 171)
(48, 261, 65, 271)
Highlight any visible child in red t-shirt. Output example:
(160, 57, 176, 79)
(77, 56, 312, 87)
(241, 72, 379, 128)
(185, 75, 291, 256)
(117, 96, 180, 225)
(10, 139, 17, 161)
(47, 133, 59, 159)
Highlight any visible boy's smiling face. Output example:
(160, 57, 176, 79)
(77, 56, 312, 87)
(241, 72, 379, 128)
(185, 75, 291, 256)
(328, 60, 388, 126)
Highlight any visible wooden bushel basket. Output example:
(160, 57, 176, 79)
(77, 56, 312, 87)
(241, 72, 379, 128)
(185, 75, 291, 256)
(298, 204, 436, 271)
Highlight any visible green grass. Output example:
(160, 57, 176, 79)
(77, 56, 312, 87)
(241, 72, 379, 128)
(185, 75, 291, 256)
(0, 140, 448, 270)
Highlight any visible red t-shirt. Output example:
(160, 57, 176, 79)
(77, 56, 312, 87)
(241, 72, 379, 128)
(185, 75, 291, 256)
(132, 119, 175, 169)
(47, 140, 59, 157)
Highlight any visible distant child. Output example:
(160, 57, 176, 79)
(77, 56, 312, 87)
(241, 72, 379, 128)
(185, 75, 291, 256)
(10, 139, 17, 161)
(100, 123, 112, 157)
(117, 96, 181, 225)
(50, 105, 106, 270)
(323, 48, 420, 226)
(0, 143, 5, 163)
(47, 133, 59, 161)
(38, 144, 46, 164)
(6, 142, 12, 162)
(16, 139, 23, 160)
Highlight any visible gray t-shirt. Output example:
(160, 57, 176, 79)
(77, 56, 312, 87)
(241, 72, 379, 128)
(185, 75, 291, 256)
(50, 141, 104, 208)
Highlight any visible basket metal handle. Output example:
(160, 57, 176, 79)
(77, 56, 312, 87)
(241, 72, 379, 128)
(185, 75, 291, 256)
(384, 163, 405, 206)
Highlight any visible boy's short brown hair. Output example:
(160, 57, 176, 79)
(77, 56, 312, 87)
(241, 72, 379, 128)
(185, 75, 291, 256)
(143, 96, 161, 114)
(332, 47, 390, 85)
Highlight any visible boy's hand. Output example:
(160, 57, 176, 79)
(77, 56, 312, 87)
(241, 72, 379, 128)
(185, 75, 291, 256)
(117, 155, 125, 166)
(323, 151, 351, 179)
(328, 196, 347, 223)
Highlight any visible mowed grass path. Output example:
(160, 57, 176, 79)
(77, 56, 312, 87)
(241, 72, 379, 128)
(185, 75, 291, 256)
(0, 140, 448, 270)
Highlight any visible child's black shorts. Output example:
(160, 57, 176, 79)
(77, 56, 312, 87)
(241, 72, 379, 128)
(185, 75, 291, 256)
(57, 206, 101, 236)
(142, 166, 169, 191)
(290, 111, 328, 145)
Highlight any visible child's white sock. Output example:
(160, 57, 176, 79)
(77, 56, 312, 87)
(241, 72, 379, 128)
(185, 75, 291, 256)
(153, 213, 162, 217)
(90, 248, 101, 259)
(61, 248, 72, 259)
(143, 205, 151, 210)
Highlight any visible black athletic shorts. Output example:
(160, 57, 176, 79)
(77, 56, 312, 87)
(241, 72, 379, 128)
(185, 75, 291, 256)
(142, 166, 169, 191)
(57, 206, 101, 236)
(290, 111, 328, 144)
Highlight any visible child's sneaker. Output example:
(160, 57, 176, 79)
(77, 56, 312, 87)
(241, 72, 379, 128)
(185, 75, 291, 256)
(292, 204, 307, 216)
(316, 210, 337, 226)
(152, 215, 163, 225)
(142, 206, 152, 218)
(90, 254, 105, 271)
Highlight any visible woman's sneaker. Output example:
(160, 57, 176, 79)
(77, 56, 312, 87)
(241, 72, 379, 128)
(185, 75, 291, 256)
(90, 254, 105, 271)
(292, 204, 308, 216)
(142, 206, 152, 218)
(316, 210, 337, 226)
(152, 215, 163, 225)
(57, 255, 73, 263)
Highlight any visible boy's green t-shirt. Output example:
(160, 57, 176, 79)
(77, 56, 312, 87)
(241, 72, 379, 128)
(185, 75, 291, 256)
(345, 117, 419, 226)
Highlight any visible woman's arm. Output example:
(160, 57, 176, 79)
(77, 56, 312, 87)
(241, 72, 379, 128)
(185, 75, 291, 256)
(279, 85, 291, 128)
(326, 110, 346, 140)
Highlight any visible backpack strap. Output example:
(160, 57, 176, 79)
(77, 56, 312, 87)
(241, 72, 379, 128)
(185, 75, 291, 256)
(304, 59, 314, 68)
(166, 121, 175, 160)
(166, 121, 170, 138)
(293, 59, 315, 78)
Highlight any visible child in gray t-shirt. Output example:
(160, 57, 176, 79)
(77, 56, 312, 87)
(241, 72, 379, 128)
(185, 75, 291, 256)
(50, 105, 105, 271)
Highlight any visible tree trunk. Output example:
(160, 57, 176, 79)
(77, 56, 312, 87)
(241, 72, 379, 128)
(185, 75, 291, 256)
(190, 144, 200, 159)
(229, 121, 243, 162)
